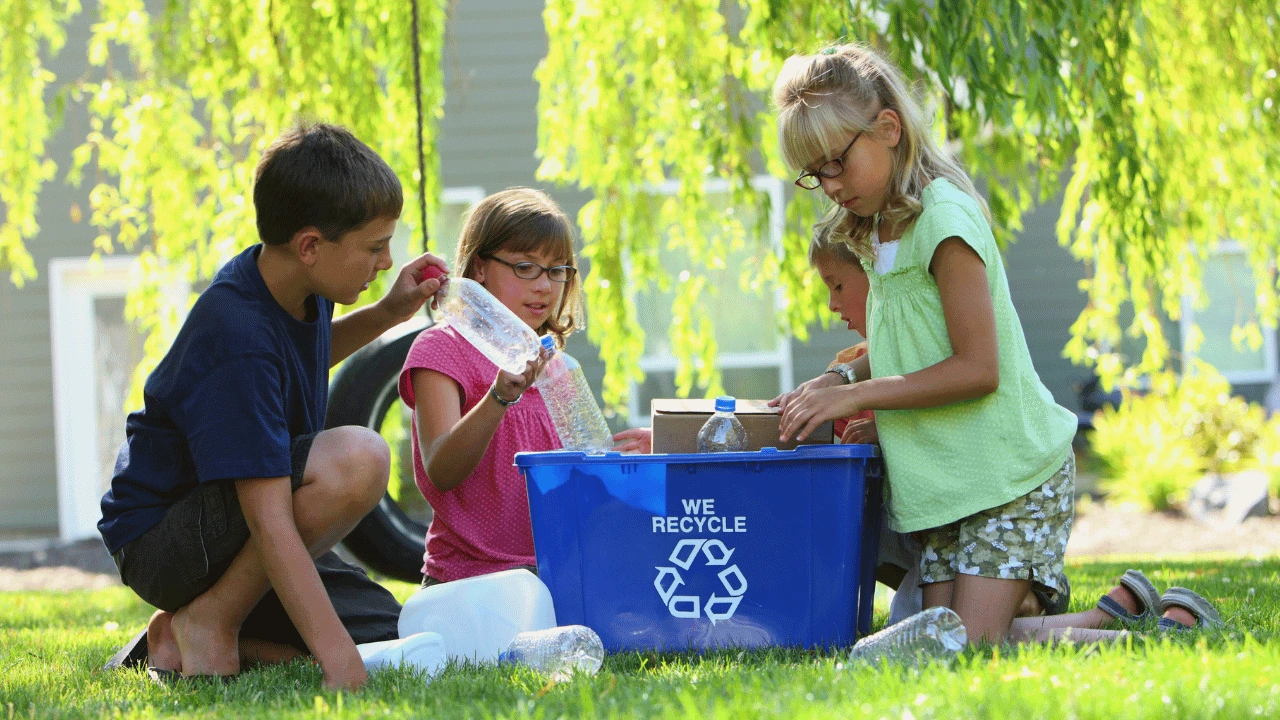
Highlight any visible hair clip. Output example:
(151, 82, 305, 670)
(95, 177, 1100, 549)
(820, 46, 838, 55)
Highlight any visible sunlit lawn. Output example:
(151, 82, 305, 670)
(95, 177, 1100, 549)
(2, 555, 1277, 718)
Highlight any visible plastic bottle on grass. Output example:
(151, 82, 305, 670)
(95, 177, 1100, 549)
(534, 335, 614, 453)
(424, 265, 540, 374)
(500, 625, 605, 682)
(696, 396, 748, 453)
(849, 606, 967, 665)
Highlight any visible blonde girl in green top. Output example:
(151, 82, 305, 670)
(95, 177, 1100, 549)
(771, 44, 1222, 644)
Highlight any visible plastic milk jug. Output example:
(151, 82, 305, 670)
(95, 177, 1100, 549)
(397, 568, 558, 664)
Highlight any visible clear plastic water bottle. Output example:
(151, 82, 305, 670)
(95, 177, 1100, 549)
(429, 269, 541, 374)
(849, 606, 967, 665)
(696, 396, 748, 452)
(500, 625, 605, 682)
(534, 336, 614, 453)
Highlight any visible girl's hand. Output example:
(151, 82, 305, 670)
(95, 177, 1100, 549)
(612, 428, 652, 454)
(769, 371, 844, 417)
(778, 384, 861, 443)
(493, 348, 551, 404)
(840, 416, 878, 445)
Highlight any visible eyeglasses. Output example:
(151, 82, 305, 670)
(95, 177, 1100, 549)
(794, 133, 862, 190)
(483, 255, 578, 283)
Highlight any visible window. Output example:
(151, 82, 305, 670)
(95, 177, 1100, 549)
(1180, 241, 1278, 384)
(626, 176, 793, 424)
(49, 256, 186, 541)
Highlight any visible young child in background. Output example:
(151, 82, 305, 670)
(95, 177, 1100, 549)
(772, 45, 1220, 641)
(400, 187, 649, 587)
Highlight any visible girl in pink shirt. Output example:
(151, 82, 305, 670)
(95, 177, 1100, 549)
(399, 187, 648, 585)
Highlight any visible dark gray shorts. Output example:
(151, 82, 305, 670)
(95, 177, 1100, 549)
(111, 432, 399, 648)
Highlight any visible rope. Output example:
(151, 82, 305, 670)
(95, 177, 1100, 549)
(410, 0, 429, 257)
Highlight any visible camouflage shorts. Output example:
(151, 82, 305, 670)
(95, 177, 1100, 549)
(918, 451, 1074, 592)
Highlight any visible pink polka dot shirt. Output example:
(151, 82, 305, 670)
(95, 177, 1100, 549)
(398, 324, 561, 582)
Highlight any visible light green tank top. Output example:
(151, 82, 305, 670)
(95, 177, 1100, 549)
(864, 178, 1077, 533)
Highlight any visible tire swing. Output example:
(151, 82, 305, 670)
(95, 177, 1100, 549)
(326, 0, 435, 582)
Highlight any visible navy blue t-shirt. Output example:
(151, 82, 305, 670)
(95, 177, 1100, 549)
(98, 245, 333, 553)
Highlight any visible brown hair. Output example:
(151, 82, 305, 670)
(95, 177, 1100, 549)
(454, 187, 582, 346)
(253, 123, 402, 246)
(773, 44, 989, 263)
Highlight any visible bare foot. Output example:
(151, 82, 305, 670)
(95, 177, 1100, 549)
(146, 610, 181, 672)
(239, 639, 306, 669)
(170, 600, 240, 678)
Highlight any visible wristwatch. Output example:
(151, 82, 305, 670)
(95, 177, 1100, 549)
(489, 383, 521, 408)
(825, 362, 857, 385)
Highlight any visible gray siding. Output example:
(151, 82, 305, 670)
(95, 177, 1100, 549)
(1003, 193, 1090, 410)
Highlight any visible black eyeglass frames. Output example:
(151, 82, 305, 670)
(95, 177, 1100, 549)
(484, 255, 577, 283)
(794, 132, 862, 190)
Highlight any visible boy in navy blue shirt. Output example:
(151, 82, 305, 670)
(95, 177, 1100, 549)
(99, 124, 446, 689)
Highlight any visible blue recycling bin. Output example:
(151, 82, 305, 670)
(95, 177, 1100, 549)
(514, 444, 883, 652)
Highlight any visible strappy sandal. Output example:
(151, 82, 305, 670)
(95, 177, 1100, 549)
(1157, 587, 1223, 631)
(1096, 569, 1162, 625)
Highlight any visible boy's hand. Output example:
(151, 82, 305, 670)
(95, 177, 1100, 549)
(612, 427, 652, 454)
(378, 253, 449, 324)
(769, 371, 844, 417)
(321, 652, 369, 691)
(778, 384, 861, 443)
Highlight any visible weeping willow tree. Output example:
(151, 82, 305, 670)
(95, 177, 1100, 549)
(5, 1, 1279, 414)
(3, 0, 447, 403)
(537, 0, 1280, 410)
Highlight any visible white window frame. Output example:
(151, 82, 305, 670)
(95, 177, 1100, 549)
(1180, 240, 1279, 385)
(626, 175, 793, 425)
(48, 256, 189, 541)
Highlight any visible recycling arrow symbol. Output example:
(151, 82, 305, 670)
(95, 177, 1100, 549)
(653, 539, 748, 625)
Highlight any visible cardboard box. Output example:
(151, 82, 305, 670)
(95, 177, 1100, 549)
(650, 398, 833, 454)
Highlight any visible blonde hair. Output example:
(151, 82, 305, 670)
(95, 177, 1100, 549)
(773, 44, 989, 262)
(454, 187, 583, 346)
(807, 221, 862, 268)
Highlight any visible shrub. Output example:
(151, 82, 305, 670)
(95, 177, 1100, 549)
(1089, 361, 1270, 511)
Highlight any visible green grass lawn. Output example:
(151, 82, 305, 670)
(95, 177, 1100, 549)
(2, 555, 1277, 718)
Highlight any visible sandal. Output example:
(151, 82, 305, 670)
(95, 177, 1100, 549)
(1157, 587, 1223, 631)
(1096, 569, 1161, 625)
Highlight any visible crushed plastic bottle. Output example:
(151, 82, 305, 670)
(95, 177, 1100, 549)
(534, 335, 614, 453)
(427, 267, 541, 374)
(849, 606, 967, 665)
(696, 396, 748, 453)
(500, 625, 605, 682)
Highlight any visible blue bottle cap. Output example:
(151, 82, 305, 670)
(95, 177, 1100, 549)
(540, 335, 556, 351)
(714, 396, 736, 413)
